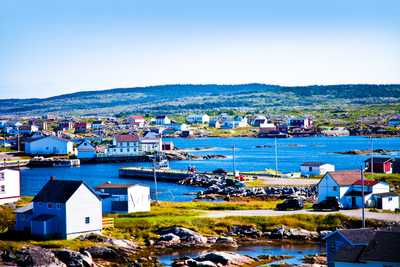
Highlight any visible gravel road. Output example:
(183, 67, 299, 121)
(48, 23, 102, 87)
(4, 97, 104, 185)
(206, 209, 400, 222)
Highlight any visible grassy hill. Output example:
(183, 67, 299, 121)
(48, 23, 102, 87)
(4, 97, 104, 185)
(0, 84, 399, 116)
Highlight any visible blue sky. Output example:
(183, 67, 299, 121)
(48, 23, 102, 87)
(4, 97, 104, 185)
(1, 0, 399, 99)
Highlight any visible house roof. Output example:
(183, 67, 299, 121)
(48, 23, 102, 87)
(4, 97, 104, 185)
(352, 179, 380, 186)
(301, 162, 327, 167)
(156, 115, 167, 119)
(15, 203, 33, 214)
(96, 182, 140, 189)
(364, 157, 392, 164)
(338, 228, 376, 245)
(33, 179, 98, 203)
(326, 170, 361, 186)
(324, 228, 376, 245)
(130, 115, 144, 119)
(373, 192, 399, 197)
(334, 246, 365, 263)
(360, 231, 400, 263)
(114, 134, 140, 142)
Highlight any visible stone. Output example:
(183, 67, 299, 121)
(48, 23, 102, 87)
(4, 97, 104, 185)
(196, 260, 217, 267)
(215, 237, 238, 248)
(53, 249, 94, 267)
(158, 227, 208, 246)
(195, 251, 254, 266)
(85, 246, 119, 260)
(12, 246, 67, 267)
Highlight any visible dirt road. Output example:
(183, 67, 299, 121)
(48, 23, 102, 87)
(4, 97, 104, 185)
(206, 209, 400, 222)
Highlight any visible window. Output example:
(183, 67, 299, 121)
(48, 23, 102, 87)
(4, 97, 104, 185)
(85, 217, 90, 224)
(389, 197, 392, 201)
(0, 172, 4, 180)
(47, 203, 53, 209)
(309, 167, 312, 172)
(127, 149, 130, 152)
(56, 203, 62, 209)
(120, 149, 123, 152)
(333, 186, 337, 191)
(0, 185, 5, 193)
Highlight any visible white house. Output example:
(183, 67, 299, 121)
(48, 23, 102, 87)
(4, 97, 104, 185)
(15, 178, 102, 239)
(77, 140, 96, 159)
(155, 115, 171, 125)
(169, 123, 188, 132)
(187, 114, 210, 124)
(139, 136, 162, 154)
(18, 125, 39, 135)
(106, 134, 140, 157)
(128, 115, 146, 127)
(371, 192, 399, 211)
(316, 170, 397, 210)
(96, 182, 150, 214)
(24, 136, 74, 155)
(0, 169, 20, 205)
(300, 162, 335, 177)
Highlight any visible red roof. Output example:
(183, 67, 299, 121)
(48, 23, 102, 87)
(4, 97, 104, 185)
(353, 179, 380, 186)
(114, 134, 139, 142)
(130, 115, 144, 120)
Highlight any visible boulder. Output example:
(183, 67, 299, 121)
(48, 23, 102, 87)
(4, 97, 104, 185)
(215, 237, 238, 248)
(195, 252, 254, 266)
(6, 246, 67, 267)
(85, 246, 119, 260)
(158, 227, 208, 247)
(157, 233, 181, 246)
(53, 249, 94, 267)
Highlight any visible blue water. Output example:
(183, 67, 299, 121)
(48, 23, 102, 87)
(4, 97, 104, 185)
(21, 136, 400, 200)
(158, 243, 324, 266)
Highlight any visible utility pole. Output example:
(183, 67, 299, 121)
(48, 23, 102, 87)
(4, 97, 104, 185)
(360, 165, 366, 228)
(232, 144, 236, 177)
(370, 137, 374, 174)
(274, 138, 278, 177)
(153, 154, 158, 203)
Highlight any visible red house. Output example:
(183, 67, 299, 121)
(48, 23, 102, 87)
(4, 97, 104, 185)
(364, 157, 392, 174)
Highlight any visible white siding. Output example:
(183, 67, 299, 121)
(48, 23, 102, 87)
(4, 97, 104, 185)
(0, 169, 20, 205)
(127, 186, 151, 212)
(382, 196, 399, 211)
(65, 184, 102, 239)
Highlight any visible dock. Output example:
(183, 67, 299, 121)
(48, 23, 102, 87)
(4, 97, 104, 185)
(29, 158, 80, 167)
(119, 167, 193, 181)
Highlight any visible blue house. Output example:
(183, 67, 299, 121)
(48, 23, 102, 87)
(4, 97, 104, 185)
(15, 178, 102, 239)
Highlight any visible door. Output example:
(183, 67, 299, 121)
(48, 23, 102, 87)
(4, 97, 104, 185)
(351, 197, 356, 208)
(377, 197, 382, 209)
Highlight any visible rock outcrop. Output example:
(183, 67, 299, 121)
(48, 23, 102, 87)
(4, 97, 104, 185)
(157, 227, 208, 248)
(173, 252, 255, 267)
(53, 249, 95, 267)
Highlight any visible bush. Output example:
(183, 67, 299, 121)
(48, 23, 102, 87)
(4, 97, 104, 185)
(0, 206, 15, 233)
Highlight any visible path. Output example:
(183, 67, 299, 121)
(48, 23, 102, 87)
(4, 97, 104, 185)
(206, 209, 400, 222)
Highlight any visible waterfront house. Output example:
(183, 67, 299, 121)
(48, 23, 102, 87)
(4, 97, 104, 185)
(128, 115, 146, 127)
(300, 162, 335, 177)
(388, 116, 400, 127)
(77, 140, 96, 159)
(24, 136, 74, 155)
(155, 115, 171, 125)
(250, 115, 267, 127)
(0, 169, 20, 205)
(324, 228, 376, 267)
(342, 179, 390, 209)
(208, 119, 222, 129)
(18, 124, 39, 135)
(96, 182, 150, 214)
(169, 123, 188, 132)
(74, 122, 91, 133)
(288, 116, 313, 130)
(333, 231, 400, 267)
(139, 135, 162, 154)
(15, 178, 102, 239)
(107, 134, 140, 157)
(364, 157, 392, 174)
(58, 121, 74, 131)
(186, 114, 210, 124)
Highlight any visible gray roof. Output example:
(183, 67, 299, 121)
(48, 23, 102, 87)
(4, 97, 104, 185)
(33, 179, 100, 203)
(334, 246, 365, 263)
(360, 231, 400, 263)
(15, 203, 33, 214)
(373, 192, 399, 197)
(324, 228, 376, 245)
(301, 162, 327, 167)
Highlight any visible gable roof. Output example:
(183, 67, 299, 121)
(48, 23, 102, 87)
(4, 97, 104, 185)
(33, 179, 99, 203)
(364, 157, 392, 164)
(360, 231, 400, 263)
(352, 179, 381, 186)
(326, 170, 361, 186)
(301, 162, 327, 167)
(324, 228, 376, 245)
(334, 245, 365, 263)
(373, 192, 399, 197)
(114, 134, 140, 142)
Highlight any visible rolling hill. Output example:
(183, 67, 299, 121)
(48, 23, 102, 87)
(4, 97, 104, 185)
(1, 84, 400, 116)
